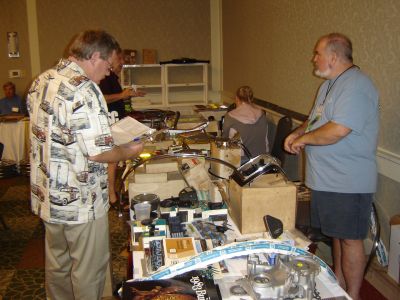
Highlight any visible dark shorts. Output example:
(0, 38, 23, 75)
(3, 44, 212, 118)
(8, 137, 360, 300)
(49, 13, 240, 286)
(310, 190, 373, 240)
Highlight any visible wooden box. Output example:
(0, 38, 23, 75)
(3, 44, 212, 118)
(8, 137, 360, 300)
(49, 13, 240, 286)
(228, 173, 297, 234)
(142, 49, 157, 64)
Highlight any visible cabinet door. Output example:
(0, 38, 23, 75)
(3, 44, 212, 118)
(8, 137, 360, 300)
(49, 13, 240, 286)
(164, 64, 208, 106)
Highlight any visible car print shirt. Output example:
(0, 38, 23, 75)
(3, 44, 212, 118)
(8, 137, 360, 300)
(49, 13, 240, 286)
(27, 59, 114, 224)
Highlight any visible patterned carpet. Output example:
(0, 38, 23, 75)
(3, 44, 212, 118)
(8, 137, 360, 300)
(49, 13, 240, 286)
(0, 176, 130, 300)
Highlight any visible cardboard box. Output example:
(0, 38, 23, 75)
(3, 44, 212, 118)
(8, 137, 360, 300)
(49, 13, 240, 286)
(210, 142, 241, 178)
(145, 159, 178, 173)
(134, 172, 167, 183)
(163, 237, 197, 266)
(228, 173, 297, 234)
(180, 158, 211, 191)
(388, 215, 400, 283)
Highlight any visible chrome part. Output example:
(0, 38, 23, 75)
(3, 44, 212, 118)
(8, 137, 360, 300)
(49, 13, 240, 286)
(243, 253, 320, 300)
(232, 154, 288, 186)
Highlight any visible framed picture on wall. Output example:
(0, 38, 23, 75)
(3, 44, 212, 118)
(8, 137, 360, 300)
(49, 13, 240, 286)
(7, 32, 20, 58)
(123, 49, 137, 65)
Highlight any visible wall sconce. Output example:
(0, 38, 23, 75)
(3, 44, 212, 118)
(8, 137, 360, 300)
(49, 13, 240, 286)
(7, 32, 20, 58)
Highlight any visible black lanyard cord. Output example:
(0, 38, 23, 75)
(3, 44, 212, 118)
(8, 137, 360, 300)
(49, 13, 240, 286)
(322, 64, 359, 105)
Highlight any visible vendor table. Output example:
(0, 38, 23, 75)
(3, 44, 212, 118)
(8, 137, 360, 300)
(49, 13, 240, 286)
(125, 177, 350, 299)
(0, 118, 30, 163)
(128, 216, 351, 299)
(119, 116, 350, 299)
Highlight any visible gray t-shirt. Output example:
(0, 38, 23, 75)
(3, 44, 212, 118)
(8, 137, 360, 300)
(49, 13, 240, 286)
(222, 112, 269, 159)
(305, 67, 379, 193)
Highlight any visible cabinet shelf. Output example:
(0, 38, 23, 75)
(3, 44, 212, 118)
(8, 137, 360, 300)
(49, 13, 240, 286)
(166, 83, 206, 87)
(135, 84, 163, 89)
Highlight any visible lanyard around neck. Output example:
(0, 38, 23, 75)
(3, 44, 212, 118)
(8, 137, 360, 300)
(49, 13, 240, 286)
(322, 65, 358, 105)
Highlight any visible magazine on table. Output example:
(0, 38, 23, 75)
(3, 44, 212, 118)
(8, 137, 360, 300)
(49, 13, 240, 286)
(122, 270, 221, 299)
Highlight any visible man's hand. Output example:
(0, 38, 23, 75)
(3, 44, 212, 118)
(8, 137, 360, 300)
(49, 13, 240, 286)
(133, 89, 146, 97)
(120, 88, 134, 99)
(124, 140, 145, 155)
(284, 131, 300, 154)
(120, 88, 146, 99)
(284, 121, 308, 155)
(88, 141, 144, 163)
(284, 121, 351, 155)
(289, 136, 306, 154)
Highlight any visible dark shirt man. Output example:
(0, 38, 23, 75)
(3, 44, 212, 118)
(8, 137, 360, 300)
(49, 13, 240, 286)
(99, 71, 125, 124)
(99, 49, 145, 124)
(99, 50, 145, 204)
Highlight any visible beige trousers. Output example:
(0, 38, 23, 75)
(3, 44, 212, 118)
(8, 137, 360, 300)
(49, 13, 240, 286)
(44, 215, 110, 300)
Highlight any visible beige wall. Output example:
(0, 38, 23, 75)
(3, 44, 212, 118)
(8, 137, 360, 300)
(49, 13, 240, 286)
(222, 0, 400, 154)
(36, 0, 211, 71)
(222, 0, 400, 245)
(0, 0, 32, 97)
(0, 0, 211, 97)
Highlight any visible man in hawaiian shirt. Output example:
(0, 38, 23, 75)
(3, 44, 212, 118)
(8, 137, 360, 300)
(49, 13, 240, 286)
(27, 29, 144, 299)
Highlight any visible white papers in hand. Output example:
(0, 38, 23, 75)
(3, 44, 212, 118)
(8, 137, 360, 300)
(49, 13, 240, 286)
(110, 116, 152, 145)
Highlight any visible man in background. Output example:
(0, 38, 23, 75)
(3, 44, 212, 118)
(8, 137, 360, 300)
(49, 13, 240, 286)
(99, 47, 141, 124)
(27, 29, 143, 299)
(99, 47, 145, 204)
(0, 81, 26, 115)
(284, 33, 379, 300)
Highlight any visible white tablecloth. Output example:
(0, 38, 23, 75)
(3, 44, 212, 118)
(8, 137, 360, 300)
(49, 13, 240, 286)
(0, 119, 29, 163)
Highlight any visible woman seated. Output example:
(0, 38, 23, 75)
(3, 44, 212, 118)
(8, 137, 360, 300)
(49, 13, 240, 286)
(222, 86, 269, 164)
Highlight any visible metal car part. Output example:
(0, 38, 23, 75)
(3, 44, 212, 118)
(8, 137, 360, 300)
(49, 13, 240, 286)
(244, 253, 320, 300)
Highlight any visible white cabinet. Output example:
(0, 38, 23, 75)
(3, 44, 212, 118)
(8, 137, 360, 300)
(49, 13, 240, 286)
(121, 63, 208, 108)
(164, 63, 208, 106)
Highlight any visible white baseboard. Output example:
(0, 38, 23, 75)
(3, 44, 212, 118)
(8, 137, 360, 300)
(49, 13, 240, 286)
(377, 147, 400, 183)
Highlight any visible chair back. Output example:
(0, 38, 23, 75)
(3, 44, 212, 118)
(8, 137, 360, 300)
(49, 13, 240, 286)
(270, 116, 292, 167)
(0, 142, 3, 160)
